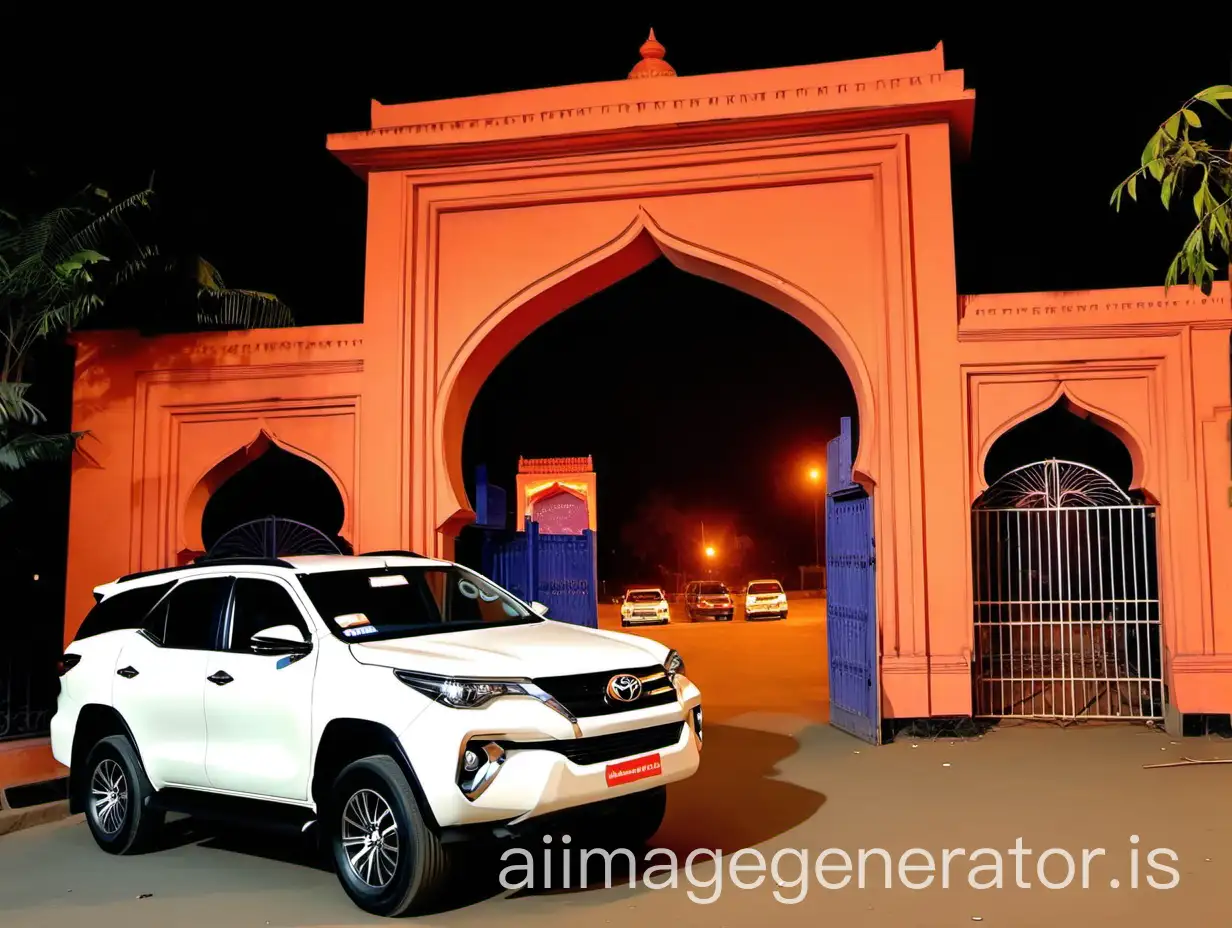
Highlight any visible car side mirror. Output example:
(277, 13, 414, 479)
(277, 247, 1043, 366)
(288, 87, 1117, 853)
(529, 601, 550, 617)
(250, 624, 312, 655)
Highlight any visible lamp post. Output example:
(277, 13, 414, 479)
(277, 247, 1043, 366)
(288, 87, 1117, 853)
(808, 467, 822, 570)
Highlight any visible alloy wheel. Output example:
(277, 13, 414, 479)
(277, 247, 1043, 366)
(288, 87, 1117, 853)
(341, 788, 401, 887)
(90, 759, 129, 836)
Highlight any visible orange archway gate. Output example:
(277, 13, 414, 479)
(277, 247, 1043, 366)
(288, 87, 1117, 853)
(325, 40, 977, 719)
(62, 37, 1232, 726)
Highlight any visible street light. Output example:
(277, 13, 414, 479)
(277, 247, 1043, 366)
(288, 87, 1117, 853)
(704, 545, 716, 559)
(704, 544, 716, 578)
(807, 466, 822, 569)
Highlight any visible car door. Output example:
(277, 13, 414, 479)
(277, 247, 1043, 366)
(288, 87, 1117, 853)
(203, 575, 318, 800)
(111, 575, 233, 789)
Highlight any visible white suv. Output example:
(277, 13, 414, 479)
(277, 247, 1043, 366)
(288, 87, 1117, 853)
(744, 579, 788, 621)
(620, 588, 671, 626)
(52, 553, 702, 917)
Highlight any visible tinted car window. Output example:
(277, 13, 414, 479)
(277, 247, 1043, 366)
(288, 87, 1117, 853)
(747, 581, 783, 595)
(229, 579, 309, 651)
(146, 577, 233, 650)
(76, 581, 174, 640)
(298, 566, 538, 642)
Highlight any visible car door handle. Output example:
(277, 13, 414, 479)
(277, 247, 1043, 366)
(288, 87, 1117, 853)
(116, 666, 139, 679)
(207, 671, 234, 686)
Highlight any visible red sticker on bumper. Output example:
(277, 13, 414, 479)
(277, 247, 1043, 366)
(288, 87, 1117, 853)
(606, 753, 663, 787)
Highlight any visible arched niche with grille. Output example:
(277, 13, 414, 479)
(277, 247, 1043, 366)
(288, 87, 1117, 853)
(970, 458, 1162, 723)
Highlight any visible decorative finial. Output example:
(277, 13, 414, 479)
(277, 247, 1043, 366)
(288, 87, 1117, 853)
(627, 28, 677, 79)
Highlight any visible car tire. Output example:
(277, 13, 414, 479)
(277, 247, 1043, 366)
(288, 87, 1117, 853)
(329, 755, 449, 918)
(82, 734, 164, 855)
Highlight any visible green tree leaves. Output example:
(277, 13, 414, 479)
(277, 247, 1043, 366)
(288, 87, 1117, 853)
(1111, 85, 1232, 295)
(1, 184, 296, 507)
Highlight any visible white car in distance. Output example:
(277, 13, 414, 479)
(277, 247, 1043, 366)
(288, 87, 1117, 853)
(744, 579, 788, 621)
(620, 588, 671, 626)
(52, 553, 702, 918)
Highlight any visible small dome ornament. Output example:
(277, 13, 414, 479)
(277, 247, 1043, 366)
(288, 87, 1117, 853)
(627, 29, 676, 79)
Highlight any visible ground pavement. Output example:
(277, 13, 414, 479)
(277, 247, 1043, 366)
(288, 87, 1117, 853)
(1, 599, 1228, 926)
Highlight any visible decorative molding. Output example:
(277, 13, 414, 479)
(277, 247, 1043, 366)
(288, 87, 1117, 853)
(958, 287, 1231, 341)
(140, 359, 362, 384)
(1171, 655, 1232, 674)
(333, 73, 955, 146)
(182, 337, 364, 358)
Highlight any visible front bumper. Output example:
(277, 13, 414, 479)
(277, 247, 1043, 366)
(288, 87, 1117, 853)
(745, 602, 788, 620)
(622, 612, 670, 625)
(402, 678, 702, 830)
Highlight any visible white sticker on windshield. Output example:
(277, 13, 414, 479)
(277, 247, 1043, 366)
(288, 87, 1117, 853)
(343, 625, 378, 638)
(334, 613, 371, 629)
(369, 575, 408, 588)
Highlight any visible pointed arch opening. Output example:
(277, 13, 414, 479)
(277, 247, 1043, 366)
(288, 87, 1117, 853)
(980, 391, 1148, 501)
(436, 213, 875, 540)
(181, 432, 352, 561)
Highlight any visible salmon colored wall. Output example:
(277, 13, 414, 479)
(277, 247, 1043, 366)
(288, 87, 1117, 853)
(63, 327, 365, 643)
(62, 40, 1232, 721)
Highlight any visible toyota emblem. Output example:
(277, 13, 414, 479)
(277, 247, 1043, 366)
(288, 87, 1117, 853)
(606, 673, 643, 703)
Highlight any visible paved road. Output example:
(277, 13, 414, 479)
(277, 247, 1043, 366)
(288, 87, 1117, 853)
(4, 604, 1229, 926)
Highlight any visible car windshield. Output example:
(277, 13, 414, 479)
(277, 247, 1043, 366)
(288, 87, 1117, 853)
(297, 566, 540, 642)
(698, 583, 728, 596)
(748, 582, 783, 594)
(626, 590, 663, 602)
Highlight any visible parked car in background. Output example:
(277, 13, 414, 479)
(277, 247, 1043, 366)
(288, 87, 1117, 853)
(53, 553, 702, 918)
(621, 588, 671, 626)
(683, 581, 734, 622)
(744, 579, 788, 621)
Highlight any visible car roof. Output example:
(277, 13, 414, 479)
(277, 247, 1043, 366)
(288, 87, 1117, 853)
(94, 553, 452, 599)
(626, 587, 663, 592)
(748, 578, 783, 585)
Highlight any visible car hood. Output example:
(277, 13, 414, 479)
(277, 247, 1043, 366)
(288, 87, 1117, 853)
(348, 620, 669, 678)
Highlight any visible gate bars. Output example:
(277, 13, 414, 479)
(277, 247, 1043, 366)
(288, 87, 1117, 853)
(971, 460, 1164, 720)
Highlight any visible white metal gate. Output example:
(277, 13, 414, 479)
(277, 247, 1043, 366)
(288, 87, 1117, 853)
(971, 460, 1163, 720)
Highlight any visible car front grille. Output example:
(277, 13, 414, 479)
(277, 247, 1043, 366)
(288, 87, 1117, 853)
(533, 664, 678, 717)
(499, 721, 684, 766)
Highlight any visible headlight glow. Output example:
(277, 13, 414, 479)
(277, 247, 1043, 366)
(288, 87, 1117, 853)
(395, 669, 529, 709)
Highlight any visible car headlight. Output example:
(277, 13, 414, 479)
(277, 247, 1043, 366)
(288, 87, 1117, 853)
(395, 669, 530, 709)
(664, 649, 685, 681)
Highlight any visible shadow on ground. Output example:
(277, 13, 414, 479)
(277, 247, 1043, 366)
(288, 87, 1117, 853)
(98, 722, 821, 916)
(495, 722, 824, 904)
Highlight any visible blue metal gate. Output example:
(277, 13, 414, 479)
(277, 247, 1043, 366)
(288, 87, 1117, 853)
(826, 417, 880, 744)
(482, 519, 598, 628)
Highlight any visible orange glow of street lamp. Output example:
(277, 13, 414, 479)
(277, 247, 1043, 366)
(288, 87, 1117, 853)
(808, 467, 821, 483)
(704, 545, 716, 559)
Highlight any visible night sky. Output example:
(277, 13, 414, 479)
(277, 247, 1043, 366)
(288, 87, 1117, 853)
(2, 18, 1229, 612)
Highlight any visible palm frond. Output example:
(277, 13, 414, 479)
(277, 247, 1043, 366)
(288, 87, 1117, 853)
(197, 287, 295, 328)
(61, 188, 152, 258)
(0, 382, 46, 425)
(0, 483, 11, 509)
(0, 430, 86, 471)
(196, 255, 228, 291)
(196, 255, 295, 327)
